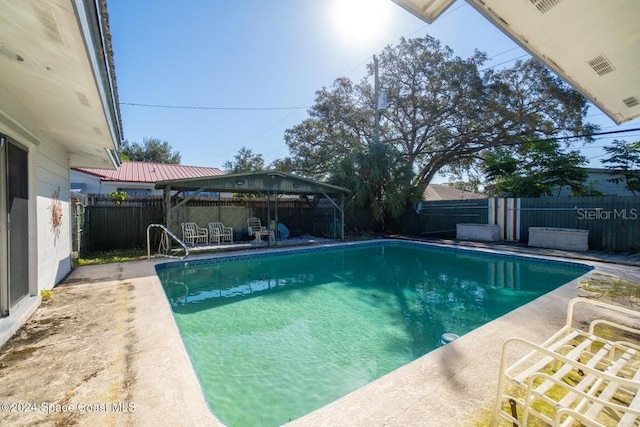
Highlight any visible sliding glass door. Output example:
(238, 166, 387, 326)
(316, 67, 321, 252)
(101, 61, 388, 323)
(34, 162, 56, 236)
(6, 142, 29, 307)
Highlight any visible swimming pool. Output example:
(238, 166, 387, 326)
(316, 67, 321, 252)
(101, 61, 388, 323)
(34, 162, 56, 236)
(157, 240, 591, 426)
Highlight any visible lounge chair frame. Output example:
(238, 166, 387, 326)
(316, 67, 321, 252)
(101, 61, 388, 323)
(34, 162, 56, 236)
(491, 297, 640, 426)
(247, 217, 274, 243)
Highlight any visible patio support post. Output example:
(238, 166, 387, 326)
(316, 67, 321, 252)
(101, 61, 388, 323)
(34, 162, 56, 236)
(164, 186, 171, 229)
(265, 191, 270, 247)
(322, 191, 346, 240)
(274, 192, 279, 245)
(164, 186, 172, 251)
(341, 193, 345, 240)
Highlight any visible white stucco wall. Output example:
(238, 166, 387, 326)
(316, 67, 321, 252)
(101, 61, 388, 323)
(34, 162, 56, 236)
(102, 181, 154, 195)
(585, 171, 635, 196)
(70, 171, 232, 198)
(557, 170, 635, 196)
(70, 169, 102, 194)
(36, 140, 72, 290)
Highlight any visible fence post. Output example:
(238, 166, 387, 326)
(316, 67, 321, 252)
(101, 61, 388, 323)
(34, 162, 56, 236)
(488, 198, 520, 241)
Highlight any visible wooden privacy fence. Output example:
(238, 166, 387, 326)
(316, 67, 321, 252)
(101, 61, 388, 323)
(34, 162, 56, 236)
(85, 205, 164, 252)
(413, 199, 490, 237)
(83, 195, 319, 251)
(411, 196, 640, 252)
(519, 196, 640, 252)
(83, 193, 640, 253)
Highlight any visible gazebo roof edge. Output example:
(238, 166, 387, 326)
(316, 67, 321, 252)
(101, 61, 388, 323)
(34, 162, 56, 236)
(154, 170, 350, 195)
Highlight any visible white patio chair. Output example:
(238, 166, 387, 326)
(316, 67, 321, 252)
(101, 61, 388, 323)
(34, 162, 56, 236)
(180, 222, 208, 246)
(207, 223, 221, 245)
(491, 297, 640, 426)
(247, 217, 273, 242)
(208, 222, 233, 244)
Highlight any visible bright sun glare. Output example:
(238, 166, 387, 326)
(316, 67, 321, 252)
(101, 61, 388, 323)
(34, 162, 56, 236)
(330, 0, 391, 47)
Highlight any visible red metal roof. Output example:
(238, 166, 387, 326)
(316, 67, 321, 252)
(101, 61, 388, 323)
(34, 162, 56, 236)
(73, 161, 223, 183)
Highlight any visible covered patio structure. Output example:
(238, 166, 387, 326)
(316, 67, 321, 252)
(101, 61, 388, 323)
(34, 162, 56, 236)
(154, 171, 351, 245)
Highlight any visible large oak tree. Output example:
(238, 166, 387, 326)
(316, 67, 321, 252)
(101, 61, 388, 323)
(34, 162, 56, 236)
(283, 36, 597, 187)
(223, 146, 265, 174)
(120, 137, 181, 164)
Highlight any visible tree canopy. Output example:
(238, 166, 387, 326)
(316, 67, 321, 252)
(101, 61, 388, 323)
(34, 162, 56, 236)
(329, 142, 421, 229)
(282, 36, 596, 188)
(223, 147, 265, 174)
(120, 137, 181, 164)
(482, 140, 589, 197)
(601, 140, 640, 195)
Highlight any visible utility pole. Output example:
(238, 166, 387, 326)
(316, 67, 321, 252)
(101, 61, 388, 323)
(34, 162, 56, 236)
(374, 55, 380, 146)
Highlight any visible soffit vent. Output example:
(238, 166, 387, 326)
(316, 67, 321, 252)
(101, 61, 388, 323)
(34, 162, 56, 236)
(623, 96, 640, 108)
(76, 91, 91, 107)
(31, 0, 64, 46)
(529, 0, 563, 14)
(587, 54, 615, 76)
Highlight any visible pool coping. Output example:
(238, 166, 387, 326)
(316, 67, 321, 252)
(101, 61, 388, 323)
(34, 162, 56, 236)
(141, 239, 638, 426)
(156, 238, 594, 271)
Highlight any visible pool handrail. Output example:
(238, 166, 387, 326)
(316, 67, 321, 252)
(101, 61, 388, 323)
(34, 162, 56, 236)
(147, 224, 189, 260)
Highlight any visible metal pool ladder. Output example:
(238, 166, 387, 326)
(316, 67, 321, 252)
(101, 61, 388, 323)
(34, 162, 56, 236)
(147, 224, 189, 260)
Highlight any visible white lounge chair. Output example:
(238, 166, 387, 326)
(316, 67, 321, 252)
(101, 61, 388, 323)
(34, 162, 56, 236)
(492, 297, 640, 426)
(208, 222, 233, 244)
(247, 217, 274, 243)
(181, 222, 208, 246)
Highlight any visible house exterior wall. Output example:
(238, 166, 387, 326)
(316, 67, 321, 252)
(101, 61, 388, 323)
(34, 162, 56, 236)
(70, 169, 103, 195)
(0, 0, 122, 347)
(585, 171, 635, 196)
(1, 130, 72, 294)
(0, 129, 70, 347)
(71, 170, 162, 196)
(36, 139, 73, 289)
(556, 170, 635, 196)
(71, 170, 230, 198)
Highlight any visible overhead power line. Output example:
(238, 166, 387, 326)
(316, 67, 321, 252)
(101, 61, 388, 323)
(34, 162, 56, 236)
(411, 127, 640, 155)
(480, 54, 529, 71)
(122, 51, 532, 114)
(487, 47, 521, 60)
(524, 127, 640, 141)
(124, 3, 543, 167)
(120, 102, 307, 111)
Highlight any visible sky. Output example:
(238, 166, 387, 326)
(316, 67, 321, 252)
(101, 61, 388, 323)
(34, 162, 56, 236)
(108, 0, 640, 182)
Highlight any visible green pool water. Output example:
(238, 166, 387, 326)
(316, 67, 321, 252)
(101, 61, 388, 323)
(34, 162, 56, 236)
(157, 242, 589, 427)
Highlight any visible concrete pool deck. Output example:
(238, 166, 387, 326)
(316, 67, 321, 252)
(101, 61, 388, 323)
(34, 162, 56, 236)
(1, 239, 639, 426)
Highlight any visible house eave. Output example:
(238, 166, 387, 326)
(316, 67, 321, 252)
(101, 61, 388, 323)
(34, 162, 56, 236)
(392, 0, 640, 125)
(0, 0, 123, 168)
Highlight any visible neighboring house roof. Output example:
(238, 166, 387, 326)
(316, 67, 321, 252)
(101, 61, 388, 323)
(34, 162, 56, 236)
(584, 167, 625, 175)
(73, 161, 223, 183)
(392, 0, 640, 124)
(423, 184, 487, 201)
